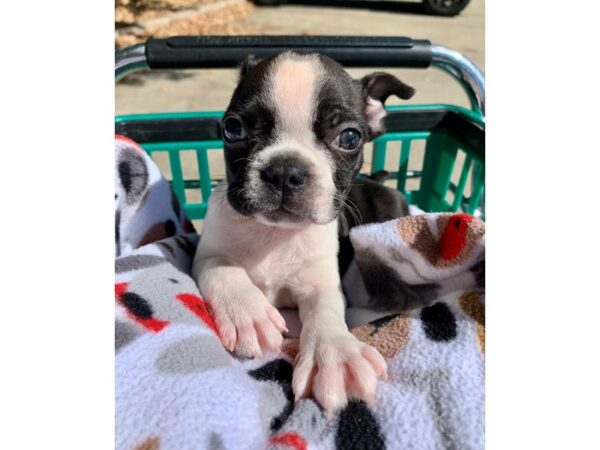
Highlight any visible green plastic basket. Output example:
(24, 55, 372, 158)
(115, 37, 485, 220)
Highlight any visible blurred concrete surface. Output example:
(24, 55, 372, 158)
(117, 0, 484, 114)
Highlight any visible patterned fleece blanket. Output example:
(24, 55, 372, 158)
(115, 136, 485, 450)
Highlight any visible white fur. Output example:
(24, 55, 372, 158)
(193, 185, 387, 415)
(271, 54, 317, 136)
(266, 53, 336, 224)
(249, 138, 336, 225)
(365, 97, 387, 135)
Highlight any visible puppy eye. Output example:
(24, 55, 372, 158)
(337, 128, 361, 150)
(223, 117, 247, 142)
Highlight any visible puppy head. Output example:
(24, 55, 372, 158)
(222, 51, 414, 228)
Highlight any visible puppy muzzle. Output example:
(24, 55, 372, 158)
(253, 155, 312, 223)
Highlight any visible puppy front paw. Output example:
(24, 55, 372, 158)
(210, 296, 287, 358)
(292, 333, 388, 418)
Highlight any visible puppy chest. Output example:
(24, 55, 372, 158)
(246, 250, 303, 297)
(245, 238, 326, 305)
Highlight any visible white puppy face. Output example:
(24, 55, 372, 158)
(221, 51, 415, 228)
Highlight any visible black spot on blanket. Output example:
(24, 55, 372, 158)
(121, 292, 153, 319)
(118, 150, 148, 204)
(249, 359, 293, 383)
(165, 219, 176, 237)
(249, 359, 294, 432)
(115, 209, 121, 256)
(421, 302, 457, 342)
(336, 400, 385, 450)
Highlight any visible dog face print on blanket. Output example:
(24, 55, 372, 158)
(115, 135, 195, 257)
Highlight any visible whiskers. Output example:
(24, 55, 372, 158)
(225, 185, 254, 214)
(232, 157, 254, 165)
(334, 191, 362, 235)
(210, 183, 231, 211)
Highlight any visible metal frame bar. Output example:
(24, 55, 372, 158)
(116, 42, 485, 115)
(115, 44, 148, 81)
(431, 45, 485, 114)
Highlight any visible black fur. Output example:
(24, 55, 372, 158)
(223, 56, 281, 216)
(312, 54, 368, 207)
(360, 72, 415, 139)
(338, 171, 410, 276)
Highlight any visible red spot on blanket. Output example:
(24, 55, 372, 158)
(176, 293, 219, 335)
(136, 316, 169, 332)
(268, 432, 307, 450)
(115, 134, 145, 154)
(115, 282, 169, 332)
(440, 214, 474, 261)
(115, 282, 128, 299)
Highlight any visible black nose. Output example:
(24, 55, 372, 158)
(260, 164, 307, 193)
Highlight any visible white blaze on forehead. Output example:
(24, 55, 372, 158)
(257, 53, 336, 224)
(271, 54, 321, 137)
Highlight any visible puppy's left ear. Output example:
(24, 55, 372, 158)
(360, 72, 415, 139)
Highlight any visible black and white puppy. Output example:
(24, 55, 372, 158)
(192, 51, 414, 416)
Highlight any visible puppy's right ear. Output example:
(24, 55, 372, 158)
(239, 54, 261, 79)
(360, 72, 415, 139)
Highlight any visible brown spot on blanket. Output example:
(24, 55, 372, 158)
(137, 221, 176, 248)
(459, 292, 485, 354)
(133, 436, 160, 450)
(395, 214, 485, 268)
(352, 314, 411, 359)
(396, 215, 438, 265)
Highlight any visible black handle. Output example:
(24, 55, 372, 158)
(145, 36, 432, 69)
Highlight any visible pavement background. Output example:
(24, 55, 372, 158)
(116, 0, 484, 227)
(117, 0, 484, 114)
